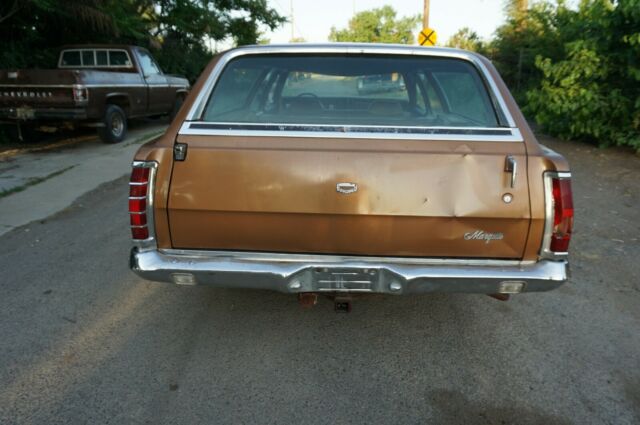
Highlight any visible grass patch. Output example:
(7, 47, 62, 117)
(0, 165, 76, 199)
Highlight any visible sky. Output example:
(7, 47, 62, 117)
(264, 0, 508, 45)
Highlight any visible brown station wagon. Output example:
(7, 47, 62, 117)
(128, 44, 573, 306)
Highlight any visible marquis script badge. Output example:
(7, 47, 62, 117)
(464, 230, 504, 244)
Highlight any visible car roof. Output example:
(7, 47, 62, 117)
(232, 42, 474, 56)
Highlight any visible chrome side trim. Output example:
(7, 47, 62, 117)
(131, 248, 569, 294)
(2, 84, 146, 88)
(178, 121, 524, 142)
(184, 43, 517, 128)
(540, 171, 571, 259)
(130, 161, 158, 251)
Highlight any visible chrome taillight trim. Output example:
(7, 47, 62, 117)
(540, 171, 571, 260)
(130, 160, 158, 251)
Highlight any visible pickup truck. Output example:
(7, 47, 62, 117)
(128, 44, 573, 307)
(0, 45, 189, 143)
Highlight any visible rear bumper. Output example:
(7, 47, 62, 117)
(0, 107, 88, 121)
(130, 248, 569, 295)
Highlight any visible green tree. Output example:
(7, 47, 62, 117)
(446, 27, 484, 52)
(526, 1, 640, 150)
(0, 0, 286, 82)
(328, 6, 420, 44)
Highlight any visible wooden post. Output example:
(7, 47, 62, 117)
(423, 0, 430, 28)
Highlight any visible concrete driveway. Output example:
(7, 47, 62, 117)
(0, 122, 166, 236)
(0, 135, 638, 424)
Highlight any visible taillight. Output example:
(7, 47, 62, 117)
(542, 172, 573, 257)
(129, 162, 155, 241)
(72, 85, 88, 103)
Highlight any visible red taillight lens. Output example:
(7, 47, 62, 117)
(130, 167, 150, 183)
(128, 198, 146, 212)
(130, 213, 147, 226)
(131, 227, 149, 240)
(129, 165, 152, 240)
(550, 178, 573, 252)
(129, 184, 148, 197)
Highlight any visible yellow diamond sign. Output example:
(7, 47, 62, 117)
(418, 28, 437, 47)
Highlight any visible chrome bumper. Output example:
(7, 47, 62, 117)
(130, 248, 569, 295)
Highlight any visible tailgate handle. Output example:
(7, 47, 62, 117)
(504, 155, 517, 188)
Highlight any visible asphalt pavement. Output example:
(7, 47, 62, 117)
(0, 135, 638, 424)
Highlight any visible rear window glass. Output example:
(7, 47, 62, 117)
(96, 50, 108, 66)
(60, 51, 81, 67)
(81, 50, 95, 66)
(202, 55, 500, 128)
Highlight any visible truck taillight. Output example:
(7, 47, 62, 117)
(542, 172, 573, 258)
(72, 85, 88, 103)
(129, 162, 155, 241)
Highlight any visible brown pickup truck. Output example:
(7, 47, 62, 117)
(0, 45, 189, 143)
(129, 44, 574, 306)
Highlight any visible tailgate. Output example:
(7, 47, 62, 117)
(167, 135, 529, 259)
(0, 69, 78, 107)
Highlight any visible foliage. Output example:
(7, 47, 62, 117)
(445, 27, 485, 52)
(524, 1, 640, 150)
(486, 0, 640, 150)
(328, 6, 420, 44)
(0, 0, 286, 82)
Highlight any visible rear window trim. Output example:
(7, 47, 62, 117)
(183, 45, 519, 140)
(179, 121, 524, 142)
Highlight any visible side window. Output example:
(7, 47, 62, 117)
(137, 50, 161, 76)
(60, 51, 81, 67)
(81, 50, 95, 66)
(109, 50, 131, 67)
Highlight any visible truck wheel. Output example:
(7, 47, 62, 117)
(170, 96, 184, 121)
(98, 104, 127, 144)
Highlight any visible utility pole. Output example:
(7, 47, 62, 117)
(423, 0, 430, 28)
(290, 0, 294, 41)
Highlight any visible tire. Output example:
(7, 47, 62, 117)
(98, 104, 127, 144)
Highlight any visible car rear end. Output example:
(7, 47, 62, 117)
(129, 44, 572, 296)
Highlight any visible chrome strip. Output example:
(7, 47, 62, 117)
(540, 171, 571, 259)
(1, 84, 147, 88)
(131, 161, 158, 251)
(131, 248, 568, 294)
(184, 43, 517, 128)
(161, 249, 537, 266)
(178, 121, 524, 142)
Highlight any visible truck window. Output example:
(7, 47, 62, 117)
(201, 55, 500, 128)
(60, 51, 81, 67)
(82, 50, 95, 66)
(109, 50, 131, 67)
(96, 51, 108, 66)
(137, 50, 162, 76)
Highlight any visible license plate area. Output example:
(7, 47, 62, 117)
(313, 267, 378, 292)
(15, 107, 35, 120)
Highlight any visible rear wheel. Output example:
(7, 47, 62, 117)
(98, 104, 127, 144)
